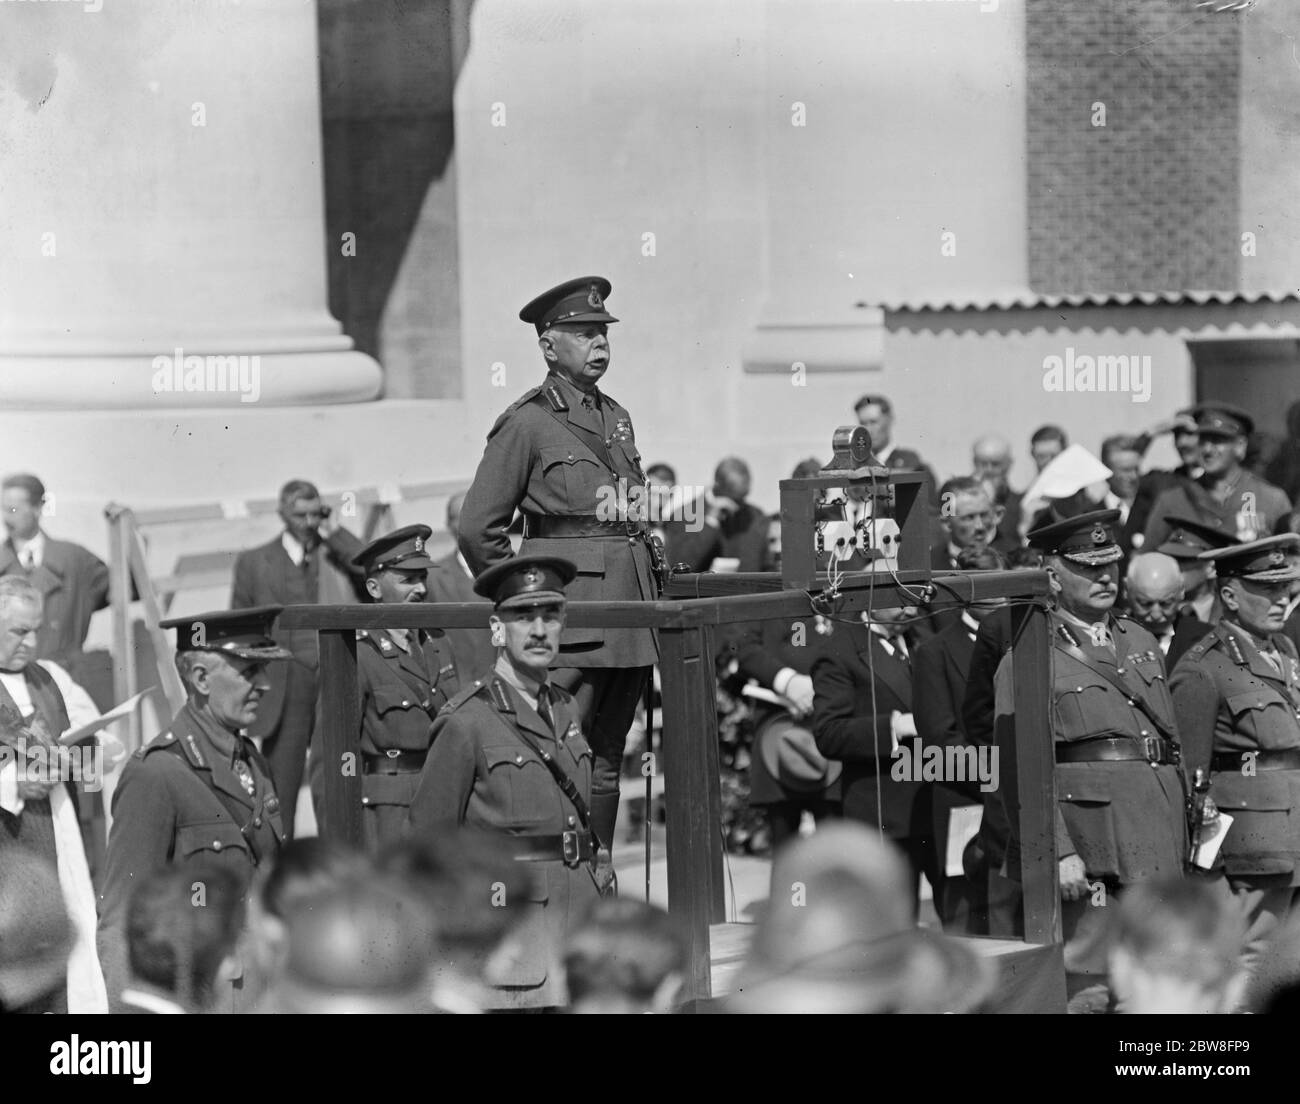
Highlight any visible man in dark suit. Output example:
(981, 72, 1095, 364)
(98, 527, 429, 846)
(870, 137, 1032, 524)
(0, 473, 110, 692)
(723, 611, 839, 848)
(1123, 551, 1211, 669)
(854, 394, 938, 501)
(426, 492, 495, 678)
(811, 599, 936, 913)
(457, 276, 658, 849)
(1101, 435, 1145, 557)
(912, 545, 1006, 934)
(972, 435, 1024, 554)
(229, 479, 365, 839)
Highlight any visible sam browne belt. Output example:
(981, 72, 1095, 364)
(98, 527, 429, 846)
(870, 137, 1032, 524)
(1210, 748, 1300, 773)
(522, 514, 646, 539)
(502, 830, 595, 867)
(362, 748, 428, 774)
(1056, 734, 1176, 765)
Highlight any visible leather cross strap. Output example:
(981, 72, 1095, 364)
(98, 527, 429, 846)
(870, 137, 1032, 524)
(504, 714, 605, 854)
(1054, 635, 1179, 744)
(530, 389, 621, 477)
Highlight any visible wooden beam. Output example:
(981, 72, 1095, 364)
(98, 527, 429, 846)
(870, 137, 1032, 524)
(1010, 601, 1060, 946)
(104, 505, 140, 751)
(317, 628, 364, 846)
(658, 623, 725, 1001)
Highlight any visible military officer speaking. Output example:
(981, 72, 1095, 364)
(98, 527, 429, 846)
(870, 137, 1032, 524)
(1026, 510, 1187, 1006)
(346, 524, 459, 849)
(98, 607, 288, 1010)
(1170, 534, 1300, 964)
(457, 276, 659, 849)
(407, 556, 604, 1010)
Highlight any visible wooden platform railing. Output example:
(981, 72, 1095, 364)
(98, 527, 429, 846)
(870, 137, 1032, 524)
(294, 567, 1059, 1002)
(103, 481, 466, 750)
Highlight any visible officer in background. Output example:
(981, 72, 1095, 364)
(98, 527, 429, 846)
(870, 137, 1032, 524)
(1169, 534, 1300, 968)
(457, 277, 659, 850)
(347, 524, 459, 849)
(98, 607, 288, 1010)
(1023, 510, 1187, 1009)
(408, 555, 603, 1010)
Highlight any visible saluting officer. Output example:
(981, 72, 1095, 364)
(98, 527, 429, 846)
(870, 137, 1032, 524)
(457, 276, 659, 849)
(1024, 510, 1187, 1007)
(1169, 534, 1300, 963)
(348, 524, 459, 849)
(98, 607, 289, 1010)
(408, 556, 604, 1010)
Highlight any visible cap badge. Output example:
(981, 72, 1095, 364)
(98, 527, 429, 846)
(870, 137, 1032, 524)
(1091, 524, 1106, 545)
(414, 536, 424, 553)
(524, 567, 541, 586)
(587, 284, 604, 310)
(1269, 550, 1285, 566)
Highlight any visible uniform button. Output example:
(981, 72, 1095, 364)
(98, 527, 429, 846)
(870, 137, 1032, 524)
(362, 797, 370, 805)
(422, 700, 430, 709)
(568, 815, 576, 826)
(516, 754, 524, 764)
(1116, 668, 1125, 674)
(1076, 687, 1083, 693)
(253, 817, 262, 827)
(212, 841, 222, 851)
(1128, 699, 1136, 706)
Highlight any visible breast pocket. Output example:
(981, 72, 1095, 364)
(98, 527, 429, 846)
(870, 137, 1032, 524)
(483, 745, 558, 828)
(1053, 681, 1113, 740)
(373, 686, 431, 717)
(175, 820, 250, 862)
(539, 444, 605, 506)
(1226, 690, 1298, 750)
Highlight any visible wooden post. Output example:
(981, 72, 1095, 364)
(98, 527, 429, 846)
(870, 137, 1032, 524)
(658, 619, 726, 1001)
(317, 628, 364, 845)
(1010, 601, 1060, 946)
(104, 504, 140, 751)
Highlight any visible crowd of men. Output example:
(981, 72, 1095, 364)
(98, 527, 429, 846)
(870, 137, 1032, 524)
(5, 273, 1300, 1013)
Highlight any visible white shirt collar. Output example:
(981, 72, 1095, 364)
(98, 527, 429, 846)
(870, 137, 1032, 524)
(281, 530, 308, 567)
(13, 530, 45, 568)
(455, 549, 473, 578)
(875, 442, 896, 464)
(119, 987, 187, 1015)
(494, 655, 548, 711)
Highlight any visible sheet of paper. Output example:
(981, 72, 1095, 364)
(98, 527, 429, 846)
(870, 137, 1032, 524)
(946, 803, 984, 878)
(58, 688, 154, 746)
(1193, 812, 1233, 871)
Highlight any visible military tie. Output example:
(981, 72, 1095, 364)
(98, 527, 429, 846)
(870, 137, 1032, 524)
(535, 684, 555, 736)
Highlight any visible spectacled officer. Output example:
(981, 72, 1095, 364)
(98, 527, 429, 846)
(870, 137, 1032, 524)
(1022, 510, 1187, 1009)
(98, 606, 290, 1010)
(407, 555, 604, 1010)
(1170, 534, 1300, 966)
(457, 277, 659, 851)
(343, 524, 459, 850)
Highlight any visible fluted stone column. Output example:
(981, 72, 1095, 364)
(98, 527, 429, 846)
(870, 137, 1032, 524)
(0, 0, 381, 408)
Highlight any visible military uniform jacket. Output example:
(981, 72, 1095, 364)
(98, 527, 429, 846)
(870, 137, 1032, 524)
(97, 704, 283, 998)
(407, 673, 600, 1008)
(1048, 613, 1187, 883)
(1143, 472, 1292, 550)
(457, 372, 658, 668)
(1170, 621, 1300, 882)
(355, 627, 459, 843)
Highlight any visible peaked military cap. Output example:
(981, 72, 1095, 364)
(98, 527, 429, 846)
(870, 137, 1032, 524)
(1199, 533, 1300, 582)
(1192, 401, 1254, 439)
(353, 524, 434, 575)
(1027, 508, 1123, 566)
(519, 276, 619, 334)
(473, 555, 577, 610)
(1156, 515, 1240, 560)
(160, 606, 292, 661)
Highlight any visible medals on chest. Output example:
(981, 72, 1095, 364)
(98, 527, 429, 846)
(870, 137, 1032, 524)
(232, 758, 256, 797)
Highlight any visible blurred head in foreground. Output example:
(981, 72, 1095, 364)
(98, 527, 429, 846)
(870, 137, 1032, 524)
(563, 898, 687, 1014)
(380, 829, 532, 1014)
(1107, 878, 1246, 1015)
(0, 847, 71, 1013)
(729, 823, 994, 1013)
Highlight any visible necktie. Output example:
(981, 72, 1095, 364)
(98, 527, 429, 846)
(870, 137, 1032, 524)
(20, 548, 34, 570)
(536, 684, 554, 734)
